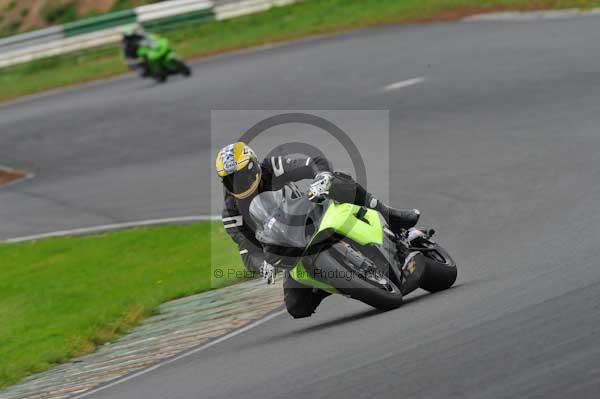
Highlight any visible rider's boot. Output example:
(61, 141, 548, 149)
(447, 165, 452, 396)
(325, 171, 420, 235)
(364, 194, 421, 236)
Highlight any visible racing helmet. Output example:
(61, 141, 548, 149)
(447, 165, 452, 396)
(216, 142, 262, 199)
(121, 24, 144, 39)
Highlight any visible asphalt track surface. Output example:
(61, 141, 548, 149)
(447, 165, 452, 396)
(2, 16, 600, 399)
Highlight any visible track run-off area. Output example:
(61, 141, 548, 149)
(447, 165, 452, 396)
(1, 15, 600, 399)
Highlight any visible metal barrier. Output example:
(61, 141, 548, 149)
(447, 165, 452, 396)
(141, 10, 215, 31)
(138, 0, 215, 31)
(63, 10, 137, 37)
(0, 0, 299, 69)
(0, 26, 64, 54)
(0, 30, 122, 69)
(136, 0, 213, 21)
(214, 0, 292, 20)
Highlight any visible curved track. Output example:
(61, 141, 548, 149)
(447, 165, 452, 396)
(1, 17, 600, 398)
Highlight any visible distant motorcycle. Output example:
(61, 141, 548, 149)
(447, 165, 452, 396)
(124, 33, 191, 83)
(250, 183, 457, 311)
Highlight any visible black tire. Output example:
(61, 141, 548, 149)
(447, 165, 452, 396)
(154, 71, 167, 83)
(151, 62, 168, 83)
(418, 242, 457, 292)
(173, 59, 191, 77)
(311, 246, 404, 311)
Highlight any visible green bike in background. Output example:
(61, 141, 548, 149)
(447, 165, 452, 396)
(121, 26, 191, 83)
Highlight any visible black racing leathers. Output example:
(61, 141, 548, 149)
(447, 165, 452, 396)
(121, 34, 151, 76)
(222, 155, 331, 273)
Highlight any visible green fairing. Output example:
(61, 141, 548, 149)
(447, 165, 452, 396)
(289, 262, 339, 294)
(318, 202, 383, 246)
(289, 202, 383, 291)
(137, 36, 174, 62)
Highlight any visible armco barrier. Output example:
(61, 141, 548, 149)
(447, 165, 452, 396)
(63, 10, 137, 37)
(0, 26, 64, 55)
(137, 0, 215, 31)
(141, 9, 215, 31)
(136, 0, 213, 22)
(214, 0, 272, 20)
(0, 29, 122, 69)
(0, 0, 299, 69)
(214, 0, 295, 20)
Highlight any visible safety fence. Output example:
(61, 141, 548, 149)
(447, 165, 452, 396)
(0, 0, 299, 69)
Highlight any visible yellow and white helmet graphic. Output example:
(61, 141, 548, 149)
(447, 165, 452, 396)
(216, 142, 261, 199)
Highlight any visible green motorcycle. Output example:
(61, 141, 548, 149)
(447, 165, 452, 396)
(250, 183, 457, 311)
(127, 34, 191, 83)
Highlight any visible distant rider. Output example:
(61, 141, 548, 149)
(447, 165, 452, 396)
(121, 25, 152, 77)
(216, 142, 420, 318)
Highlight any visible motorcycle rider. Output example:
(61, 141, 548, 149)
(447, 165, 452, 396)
(121, 25, 152, 77)
(216, 142, 420, 318)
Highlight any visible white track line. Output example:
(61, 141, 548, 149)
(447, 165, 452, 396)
(3, 215, 220, 243)
(72, 309, 287, 399)
(464, 8, 600, 22)
(381, 77, 425, 92)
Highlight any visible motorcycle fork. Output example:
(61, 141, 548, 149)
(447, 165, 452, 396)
(390, 232, 424, 294)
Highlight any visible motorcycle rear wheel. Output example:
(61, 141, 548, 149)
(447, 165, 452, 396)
(172, 59, 191, 77)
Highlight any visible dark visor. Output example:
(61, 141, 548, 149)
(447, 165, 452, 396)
(222, 161, 260, 195)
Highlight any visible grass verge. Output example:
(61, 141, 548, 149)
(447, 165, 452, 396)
(0, 222, 245, 388)
(1, 0, 599, 103)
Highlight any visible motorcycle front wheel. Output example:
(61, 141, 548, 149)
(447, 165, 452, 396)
(415, 240, 457, 292)
(153, 66, 168, 83)
(311, 244, 404, 311)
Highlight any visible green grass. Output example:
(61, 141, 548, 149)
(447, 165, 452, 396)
(0, 223, 245, 388)
(1, 0, 599, 102)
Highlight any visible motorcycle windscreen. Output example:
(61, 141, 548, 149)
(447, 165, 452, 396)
(249, 185, 321, 249)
